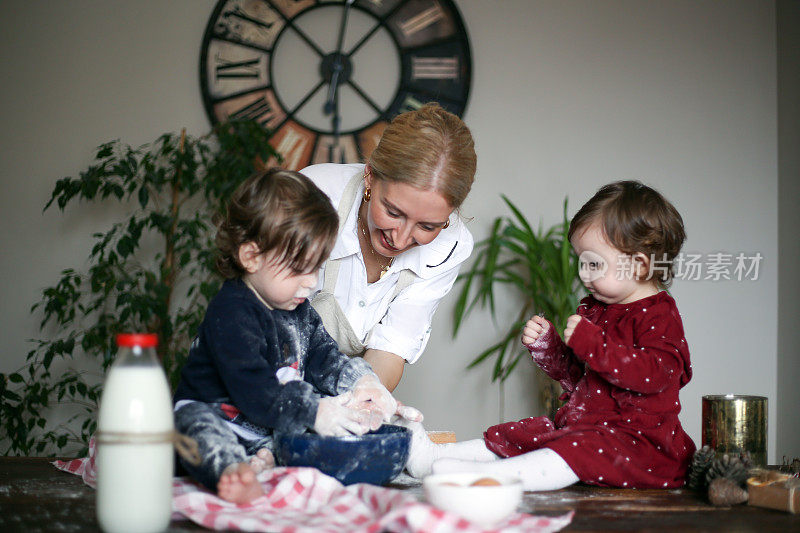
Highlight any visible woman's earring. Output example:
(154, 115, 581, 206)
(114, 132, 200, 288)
(442, 219, 450, 229)
(363, 187, 371, 202)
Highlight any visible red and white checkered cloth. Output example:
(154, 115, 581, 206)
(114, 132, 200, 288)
(54, 439, 573, 533)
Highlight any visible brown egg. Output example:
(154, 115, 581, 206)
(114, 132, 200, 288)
(440, 481, 461, 486)
(470, 477, 502, 486)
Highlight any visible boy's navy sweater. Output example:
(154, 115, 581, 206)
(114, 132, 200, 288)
(174, 278, 374, 434)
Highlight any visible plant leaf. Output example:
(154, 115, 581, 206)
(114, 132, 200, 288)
(453, 193, 581, 386)
(8, 119, 274, 455)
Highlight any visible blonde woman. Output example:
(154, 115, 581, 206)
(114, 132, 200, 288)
(304, 103, 477, 391)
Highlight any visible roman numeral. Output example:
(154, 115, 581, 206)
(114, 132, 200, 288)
(215, 55, 261, 79)
(276, 128, 311, 170)
(213, 2, 283, 49)
(398, 1, 445, 37)
(215, 91, 285, 129)
(411, 56, 459, 80)
(328, 143, 346, 164)
(229, 96, 277, 124)
(313, 135, 359, 165)
(223, 6, 275, 31)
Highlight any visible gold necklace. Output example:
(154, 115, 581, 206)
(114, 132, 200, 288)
(358, 213, 394, 280)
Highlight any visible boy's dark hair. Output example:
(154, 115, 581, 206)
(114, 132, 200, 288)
(215, 168, 338, 279)
(568, 180, 686, 288)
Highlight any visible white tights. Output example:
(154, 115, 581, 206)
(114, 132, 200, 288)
(402, 421, 579, 491)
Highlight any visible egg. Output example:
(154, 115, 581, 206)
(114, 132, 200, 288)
(470, 477, 502, 486)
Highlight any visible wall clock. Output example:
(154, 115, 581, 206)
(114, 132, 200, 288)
(200, 0, 472, 170)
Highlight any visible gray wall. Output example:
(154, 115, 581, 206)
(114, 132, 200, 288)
(777, 0, 800, 461)
(1, 1, 794, 462)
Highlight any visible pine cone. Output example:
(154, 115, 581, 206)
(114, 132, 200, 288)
(688, 445, 716, 490)
(708, 477, 748, 506)
(705, 452, 754, 487)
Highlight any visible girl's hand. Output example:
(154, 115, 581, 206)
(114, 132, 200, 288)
(564, 315, 582, 344)
(522, 315, 549, 346)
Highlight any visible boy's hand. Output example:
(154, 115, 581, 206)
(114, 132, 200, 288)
(522, 315, 549, 346)
(315, 392, 383, 436)
(564, 315, 582, 344)
(348, 374, 398, 423)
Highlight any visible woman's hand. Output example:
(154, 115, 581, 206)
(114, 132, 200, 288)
(522, 315, 549, 346)
(564, 315, 582, 344)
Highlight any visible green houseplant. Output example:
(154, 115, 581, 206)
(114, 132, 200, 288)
(452, 195, 582, 420)
(0, 120, 278, 456)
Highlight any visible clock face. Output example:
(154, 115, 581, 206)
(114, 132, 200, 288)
(200, 0, 472, 170)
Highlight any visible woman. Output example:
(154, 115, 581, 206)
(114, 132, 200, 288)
(303, 103, 477, 391)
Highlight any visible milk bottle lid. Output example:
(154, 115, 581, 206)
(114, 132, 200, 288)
(116, 333, 159, 348)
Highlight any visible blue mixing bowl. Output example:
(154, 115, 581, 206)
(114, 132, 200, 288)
(273, 424, 410, 485)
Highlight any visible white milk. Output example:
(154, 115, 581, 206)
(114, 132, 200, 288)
(96, 365, 174, 533)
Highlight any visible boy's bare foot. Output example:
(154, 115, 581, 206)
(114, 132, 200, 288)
(217, 463, 264, 504)
(249, 448, 275, 473)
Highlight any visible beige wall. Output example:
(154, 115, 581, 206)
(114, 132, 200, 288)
(1, 1, 792, 461)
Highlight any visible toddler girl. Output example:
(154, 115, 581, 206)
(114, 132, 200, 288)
(403, 180, 695, 490)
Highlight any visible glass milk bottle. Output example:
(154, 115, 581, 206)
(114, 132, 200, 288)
(96, 333, 173, 533)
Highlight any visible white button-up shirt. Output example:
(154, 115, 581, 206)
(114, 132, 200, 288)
(302, 163, 474, 364)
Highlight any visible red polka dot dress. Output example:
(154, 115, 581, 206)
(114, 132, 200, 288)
(484, 291, 695, 488)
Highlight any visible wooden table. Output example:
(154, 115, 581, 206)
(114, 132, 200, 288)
(1, 457, 797, 532)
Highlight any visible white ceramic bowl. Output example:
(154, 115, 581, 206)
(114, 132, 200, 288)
(423, 472, 523, 525)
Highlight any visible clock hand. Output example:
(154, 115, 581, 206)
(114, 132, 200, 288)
(324, 69, 342, 116)
(323, 0, 355, 117)
(334, 0, 356, 55)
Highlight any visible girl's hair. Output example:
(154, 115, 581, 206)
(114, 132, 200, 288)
(569, 180, 686, 288)
(368, 102, 476, 210)
(215, 168, 338, 279)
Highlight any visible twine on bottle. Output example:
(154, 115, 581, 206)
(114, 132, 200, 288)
(96, 430, 201, 466)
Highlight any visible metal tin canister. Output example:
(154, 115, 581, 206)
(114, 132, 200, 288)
(702, 394, 768, 466)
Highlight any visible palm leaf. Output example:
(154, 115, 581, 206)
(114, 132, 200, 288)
(501, 195, 535, 236)
(452, 264, 476, 336)
(467, 338, 508, 369)
(454, 195, 580, 386)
